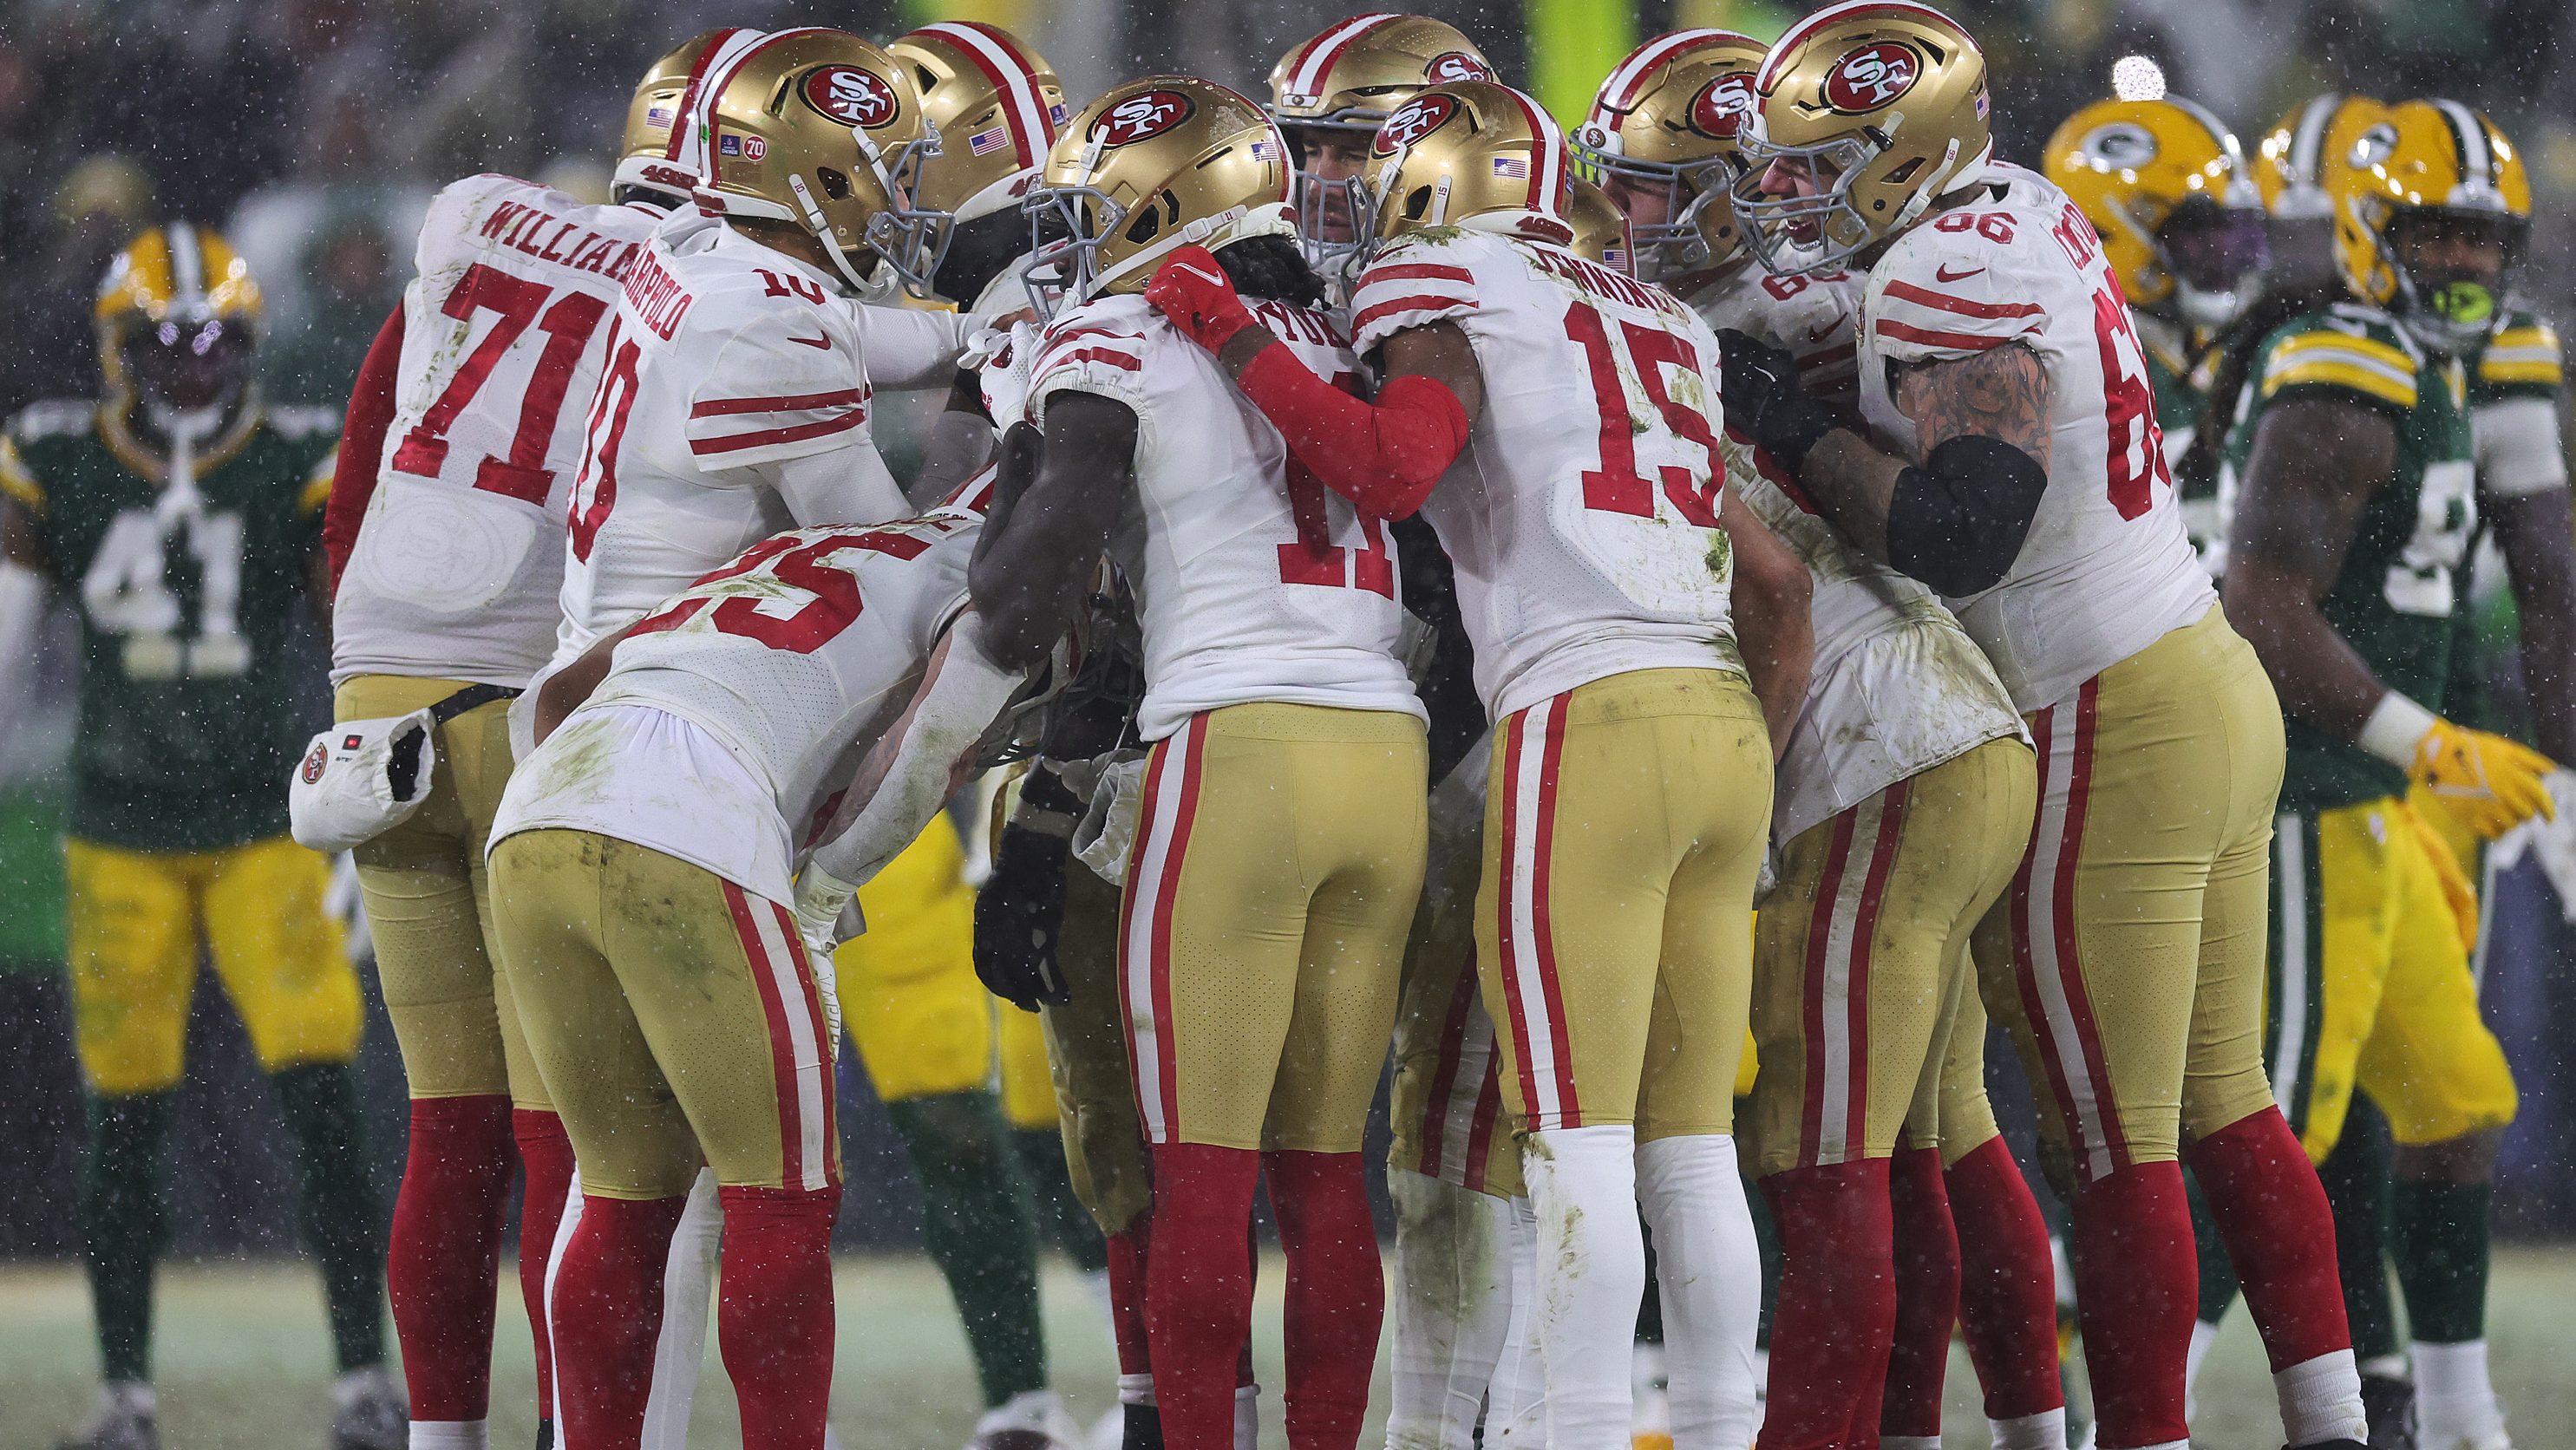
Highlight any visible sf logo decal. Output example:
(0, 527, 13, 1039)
(1822, 42, 1920, 112)
(1374, 94, 1460, 156)
(803, 66, 899, 128)
(1094, 89, 1197, 147)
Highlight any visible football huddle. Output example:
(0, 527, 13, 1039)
(3, 4, 2565, 1450)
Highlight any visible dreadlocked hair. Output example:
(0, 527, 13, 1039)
(1213, 234, 1325, 308)
(2174, 278, 2344, 497)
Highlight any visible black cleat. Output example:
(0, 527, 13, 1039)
(2362, 1374, 2419, 1450)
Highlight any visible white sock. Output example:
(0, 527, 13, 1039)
(1632, 1134, 1761, 1450)
(1525, 1123, 1646, 1450)
(2184, 1316, 2221, 1419)
(2273, 1346, 2366, 1447)
(408, 1423, 489, 1450)
(2358, 1352, 2409, 1381)
(539, 1166, 584, 1433)
(1385, 1167, 1518, 1450)
(1489, 1197, 1546, 1447)
(2413, 1339, 2509, 1447)
(1119, 1372, 1158, 1408)
(1988, 1407, 2068, 1449)
(643, 1167, 722, 1450)
(1881, 1438, 1941, 1450)
(1233, 1383, 1259, 1450)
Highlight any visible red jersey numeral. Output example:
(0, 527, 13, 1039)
(630, 528, 934, 652)
(1932, 210, 2017, 244)
(2089, 283, 2169, 519)
(389, 263, 610, 505)
(1565, 300, 1723, 526)
(1275, 369, 1396, 597)
(568, 321, 639, 561)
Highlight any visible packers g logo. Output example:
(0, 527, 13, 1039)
(1093, 89, 1196, 147)
(300, 741, 330, 785)
(1374, 94, 1460, 156)
(1821, 41, 1920, 113)
(1425, 51, 1493, 84)
(803, 66, 899, 129)
(1690, 73, 1756, 139)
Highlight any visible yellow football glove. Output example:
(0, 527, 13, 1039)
(2406, 716, 2560, 840)
(2399, 802, 2481, 955)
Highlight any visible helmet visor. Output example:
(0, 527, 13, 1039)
(2160, 200, 2270, 327)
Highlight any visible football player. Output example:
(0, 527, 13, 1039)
(1147, 75, 1813, 1450)
(2217, 99, 2560, 1450)
(1580, 29, 2068, 1450)
(490, 486, 1037, 1450)
(321, 31, 755, 1450)
(1720, 3, 2365, 1447)
(976, 75, 1434, 1450)
(0, 227, 399, 1450)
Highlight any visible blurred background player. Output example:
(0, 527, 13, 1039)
(319, 29, 748, 1450)
(2218, 96, 2560, 1450)
(0, 225, 397, 1450)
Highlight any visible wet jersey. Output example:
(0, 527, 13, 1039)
(494, 501, 984, 903)
(1028, 292, 1421, 741)
(0, 401, 337, 850)
(2224, 301, 2476, 811)
(1857, 163, 2216, 714)
(1350, 228, 1740, 720)
(551, 212, 970, 669)
(333, 174, 661, 689)
(1684, 261, 1863, 411)
(1690, 268, 2023, 842)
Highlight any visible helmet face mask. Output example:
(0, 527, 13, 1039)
(95, 223, 264, 425)
(862, 126, 956, 294)
(2373, 206, 2527, 354)
(2326, 98, 2532, 356)
(124, 315, 252, 415)
(1569, 29, 1769, 282)
(2158, 198, 2270, 329)
(1283, 124, 1375, 270)
(1730, 126, 1889, 274)
(1266, 14, 1494, 273)
(886, 20, 1069, 304)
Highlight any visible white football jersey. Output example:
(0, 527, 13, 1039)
(1350, 229, 1738, 721)
(1690, 266, 2023, 843)
(1028, 292, 1422, 741)
(1685, 261, 1863, 409)
(494, 500, 986, 903)
(331, 174, 663, 689)
(550, 211, 973, 671)
(1857, 163, 2215, 714)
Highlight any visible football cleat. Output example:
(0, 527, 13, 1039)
(328, 1366, 408, 1450)
(2362, 1373, 2419, 1449)
(55, 1383, 159, 1450)
(966, 1388, 1085, 1450)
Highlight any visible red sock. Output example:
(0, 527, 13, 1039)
(2187, 1109, 2351, 1370)
(389, 1094, 515, 1421)
(1264, 1151, 1383, 1450)
(2068, 1161, 2195, 1448)
(1759, 1159, 1896, 1450)
(513, 1108, 575, 1423)
(1882, 1146, 1959, 1441)
(1945, 1136, 2064, 1421)
(717, 1185, 843, 1449)
(1146, 1142, 1261, 1450)
(1108, 1219, 1155, 1379)
(549, 1192, 690, 1450)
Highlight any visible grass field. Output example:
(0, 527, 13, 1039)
(4, 1248, 2575, 1449)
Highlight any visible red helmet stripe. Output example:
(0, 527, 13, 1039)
(664, 26, 770, 163)
(1756, 0, 1974, 92)
(1495, 84, 1566, 216)
(1592, 29, 1755, 124)
(1288, 13, 1403, 101)
(915, 22, 1057, 167)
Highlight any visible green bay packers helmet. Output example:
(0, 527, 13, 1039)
(678, 28, 946, 295)
(1025, 77, 1295, 314)
(1572, 29, 1768, 281)
(97, 223, 261, 415)
(2044, 95, 2267, 329)
(2331, 98, 2532, 354)
(1735, 0, 1994, 275)
(1564, 177, 1633, 272)
(616, 29, 767, 205)
(1362, 80, 1576, 251)
(2253, 93, 2383, 219)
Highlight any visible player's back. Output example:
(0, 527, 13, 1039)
(555, 212, 905, 669)
(333, 173, 662, 689)
(1026, 291, 1422, 741)
(1350, 228, 1737, 721)
(1856, 162, 2215, 713)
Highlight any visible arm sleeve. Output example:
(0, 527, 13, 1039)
(1232, 349, 1467, 520)
(857, 304, 980, 391)
(808, 614, 1028, 887)
(324, 303, 404, 588)
(763, 437, 907, 528)
(2475, 395, 2569, 498)
(683, 307, 873, 471)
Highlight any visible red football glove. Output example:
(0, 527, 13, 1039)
(1145, 245, 1265, 354)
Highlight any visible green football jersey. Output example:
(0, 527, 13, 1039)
(2225, 302, 2476, 813)
(0, 399, 338, 852)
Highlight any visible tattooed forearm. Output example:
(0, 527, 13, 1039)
(1893, 343, 2054, 470)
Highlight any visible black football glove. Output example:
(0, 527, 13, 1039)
(1716, 327, 1840, 480)
(973, 782, 1078, 1011)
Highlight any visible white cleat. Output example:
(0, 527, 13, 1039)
(968, 1389, 1087, 1450)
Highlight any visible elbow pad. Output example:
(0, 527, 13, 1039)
(1885, 434, 2047, 597)
(1235, 344, 1468, 519)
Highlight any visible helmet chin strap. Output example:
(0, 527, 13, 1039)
(1084, 203, 1270, 303)
(787, 171, 881, 294)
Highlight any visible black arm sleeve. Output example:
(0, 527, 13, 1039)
(1884, 434, 2048, 597)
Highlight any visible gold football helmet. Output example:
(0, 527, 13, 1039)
(888, 23, 1069, 224)
(2043, 95, 2267, 329)
(1268, 15, 1495, 269)
(1564, 177, 1632, 272)
(1361, 80, 1576, 251)
(1734, 0, 1993, 275)
(1024, 77, 1295, 314)
(615, 28, 766, 204)
(680, 27, 945, 294)
(1571, 29, 1768, 281)
(2331, 98, 2531, 354)
(97, 223, 262, 413)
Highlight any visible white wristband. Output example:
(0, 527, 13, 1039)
(2357, 690, 2439, 769)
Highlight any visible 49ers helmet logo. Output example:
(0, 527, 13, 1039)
(1092, 89, 1195, 147)
(1373, 93, 1459, 156)
(1425, 51, 1493, 83)
(1690, 73, 1756, 138)
(803, 66, 899, 129)
(1821, 41, 1920, 113)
